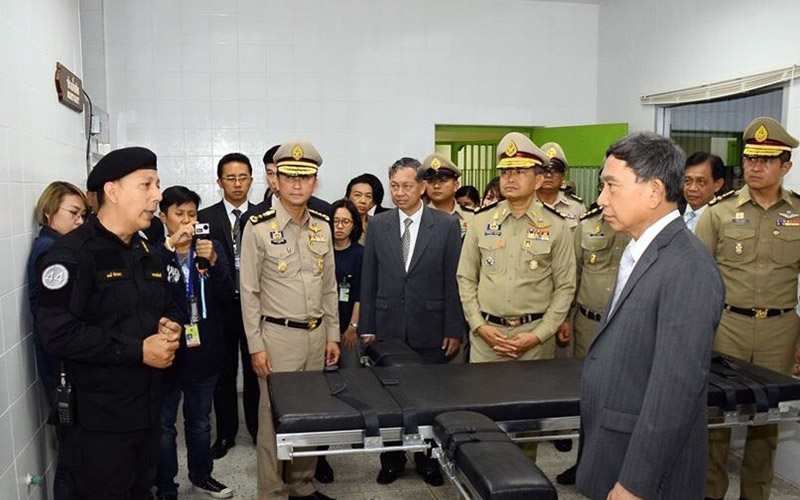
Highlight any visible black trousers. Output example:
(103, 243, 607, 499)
(59, 425, 159, 500)
(213, 299, 259, 443)
(380, 344, 447, 471)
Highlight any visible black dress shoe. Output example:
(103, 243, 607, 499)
(211, 438, 233, 459)
(289, 492, 336, 500)
(554, 439, 573, 452)
(556, 464, 577, 485)
(314, 456, 334, 483)
(376, 466, 403, 485)
(415, 462, 444, 487)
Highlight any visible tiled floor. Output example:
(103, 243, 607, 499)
(169, 422, 800, 500)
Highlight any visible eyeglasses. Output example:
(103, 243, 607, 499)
(333, 218, 353, 227)
(221, 175, 252, 184)
(59, 207, 87, 220)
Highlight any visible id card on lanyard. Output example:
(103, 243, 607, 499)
(183, 248, 201, 348)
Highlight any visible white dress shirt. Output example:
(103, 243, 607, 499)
(609, 210, 681, 314)
(398, 201, 424, 272)
(683, 204, 707, 233)
(222, 198, 250, 230)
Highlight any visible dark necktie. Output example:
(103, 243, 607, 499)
(232, 208, 242, 291)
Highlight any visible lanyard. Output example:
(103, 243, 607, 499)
(183, 247, 195, 304)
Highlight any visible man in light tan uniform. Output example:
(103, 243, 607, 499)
(240, 139, 340, 500)
(423, 153, 474, 238)
(457, 132, 576, 362)
(695, 117, 800, 500)
(535, 142, 587, 230)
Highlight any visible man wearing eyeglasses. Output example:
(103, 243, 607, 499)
(198, 152, 260, 458)
(695, 117, 800, 500)
(240, 139, 340, 500)
(534, 142, 586, 231)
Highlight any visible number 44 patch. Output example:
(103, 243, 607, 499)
(42, 264, 70, 290)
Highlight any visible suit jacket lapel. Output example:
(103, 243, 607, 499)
(408, 207, 434, 273)
(590, 218, 685, 345)
(386, 210, 405, 272)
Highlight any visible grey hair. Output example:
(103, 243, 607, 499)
(388, 157, 425, 182)
(605, 131, 685, 203)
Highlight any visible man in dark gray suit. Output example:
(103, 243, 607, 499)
(359, 157, 463, 486)
(577, 132, 724, 500)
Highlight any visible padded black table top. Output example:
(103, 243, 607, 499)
(268, 356, 800, 434)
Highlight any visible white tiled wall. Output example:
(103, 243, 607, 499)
(0, 0, 87, 498)
(596, 0, 800, 190)
(103, 0, 601, 206)
(597, 0, 800, 485)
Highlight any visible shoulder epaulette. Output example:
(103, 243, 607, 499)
(474, 201, 499, 214)
(707, 190, 736, 206)
(791, 190, 800, 199)
(309, 209, 330, 222)
(542, 203, 569, 219)
(249, 209, 276, 224)
(567, 192, 583, 202)
(579, 206, 602, 221)
(457, 203, 478, 214)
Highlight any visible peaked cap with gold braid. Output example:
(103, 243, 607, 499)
(496, 132, 550, 169)
(274, 139, 323, 176)
(742, 117, 798, 157)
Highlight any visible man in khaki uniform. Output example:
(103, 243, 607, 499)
(457, 132, 576, 362)
(423, 153, 474, 238)
(695, 117, 800, 500)
(240, 139, 340, 500)
(535, 142, 587, 230)
(570, 206, 630, 358)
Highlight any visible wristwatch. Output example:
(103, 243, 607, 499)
(349, 322, 358, 329)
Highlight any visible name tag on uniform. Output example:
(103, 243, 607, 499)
(185, 323, 201, 348)
(270, 231, 286, 245)
(485, 223, 502, 236)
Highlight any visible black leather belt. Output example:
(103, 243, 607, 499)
(579, 306, 602, 322)
(723, 304, 794, 319)
(481, 311, 544, 328)
(262, 316, 322, 330)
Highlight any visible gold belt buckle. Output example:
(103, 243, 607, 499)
(307, 319, 318, 330)
(505, 316, 521, 328)
(753, 308, 768, 319)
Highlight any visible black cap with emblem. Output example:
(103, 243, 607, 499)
(87, 147, 158, 192)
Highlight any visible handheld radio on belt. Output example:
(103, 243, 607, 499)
(55, 360, 74, 426)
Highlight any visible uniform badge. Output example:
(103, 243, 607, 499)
(42, 264, 69, 290)
(270, 230, 286, 244)
(459, 221, 468, 237)
(779, 210, 798, 219)
(505, 140, 518, 157)
(431, 157, 441, 169)
(754, 124, 769, 143)
(529, 260, 539, 270)
(734, 242, 743, 255)
(590, 253, 597, 264)
(292, 144, 304, 160)
(317, 257, 324, 270)
(485, 223, 502, 236)
(523, 240, 532, 248)
(166, 265, 181, 284)
(277, 261, 288, 273)
(777, 218, 800, 227)
(594, 225, 601, 234)
(485, 256, 495, 267)
(547, 147, 557, 159)
(732, 212, 749, 225)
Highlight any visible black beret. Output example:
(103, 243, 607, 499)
(86, 147, 157, 192)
